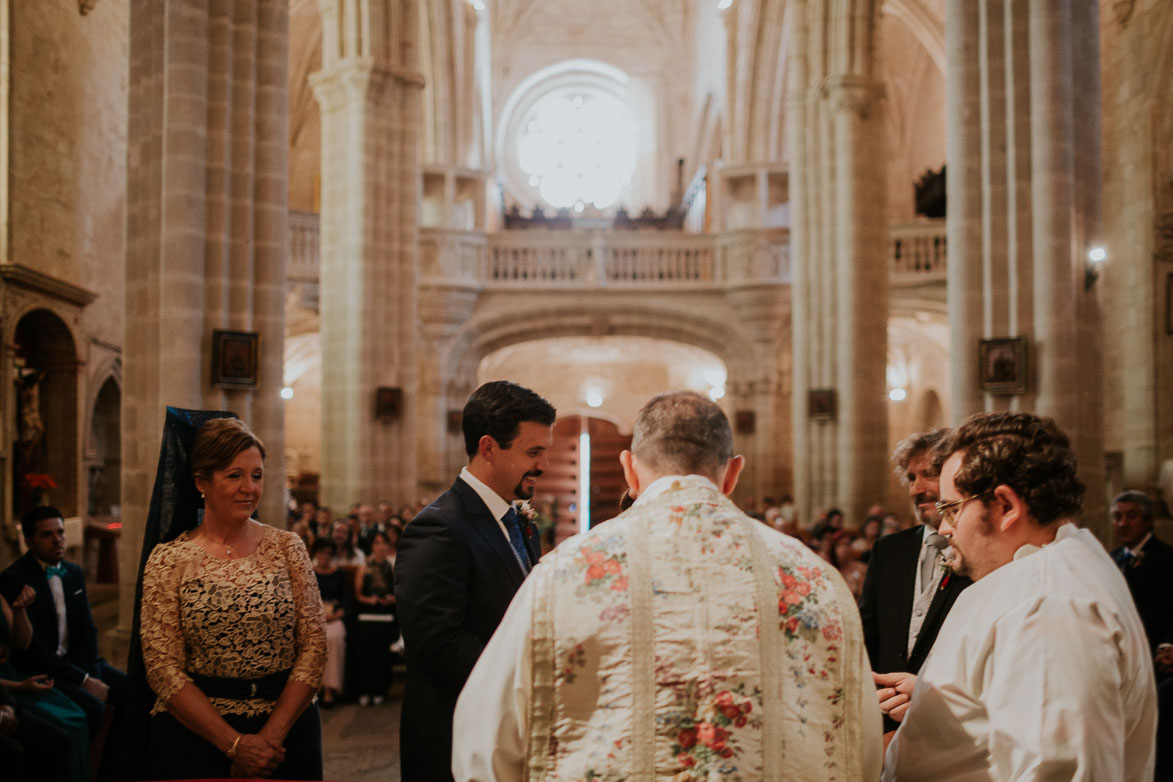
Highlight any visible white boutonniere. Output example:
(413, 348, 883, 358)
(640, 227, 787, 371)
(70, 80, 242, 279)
(514, 500, 538, 522)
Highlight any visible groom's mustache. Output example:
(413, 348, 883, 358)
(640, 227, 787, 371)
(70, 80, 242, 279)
(524, 469, 543, 479)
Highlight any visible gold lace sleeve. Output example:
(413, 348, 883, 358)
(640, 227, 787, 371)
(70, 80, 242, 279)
(282, 531, 327, 689)
(139, 542, 192, 706)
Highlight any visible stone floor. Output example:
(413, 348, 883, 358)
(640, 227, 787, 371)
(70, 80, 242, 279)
(319, 684, 404, 781)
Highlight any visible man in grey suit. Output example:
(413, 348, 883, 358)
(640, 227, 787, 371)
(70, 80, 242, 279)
(859, 429, 971, 731)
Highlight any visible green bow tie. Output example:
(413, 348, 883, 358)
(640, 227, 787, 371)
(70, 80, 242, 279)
(45, 564, 67, 579)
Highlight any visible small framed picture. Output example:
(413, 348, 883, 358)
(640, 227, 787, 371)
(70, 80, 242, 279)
(808, 389, 837, 421)
(446, 409, 463, 434)
(211, 330, 259, 389)
(735, 410, 756, 435)
(979, 337, 1028, 395)
(374, 386, 403, 420)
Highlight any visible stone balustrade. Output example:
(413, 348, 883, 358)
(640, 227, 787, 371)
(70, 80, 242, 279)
(289, 211, 946, 289)
(889, 220, 947, 281)
(289, 209, 322, 282)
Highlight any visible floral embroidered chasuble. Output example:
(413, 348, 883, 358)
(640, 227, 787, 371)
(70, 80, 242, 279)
(521, 476, 876, 781)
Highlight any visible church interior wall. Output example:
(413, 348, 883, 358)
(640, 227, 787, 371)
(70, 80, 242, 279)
(1099, 0, 1173, 506)
(9, 0, 127, 348)
(288, 3, 323, 212)
(878, 9, 945, 223)
(5, 0, 1172, 563)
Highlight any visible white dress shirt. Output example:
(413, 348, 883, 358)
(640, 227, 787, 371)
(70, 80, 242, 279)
(883, 524, 1157, 781)
(37, 557, 69, 656)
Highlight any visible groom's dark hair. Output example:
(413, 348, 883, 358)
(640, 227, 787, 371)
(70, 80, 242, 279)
(463, 381, 556, 457)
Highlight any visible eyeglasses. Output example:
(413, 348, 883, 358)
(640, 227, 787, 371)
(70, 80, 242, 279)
(934, 494, 982, 524)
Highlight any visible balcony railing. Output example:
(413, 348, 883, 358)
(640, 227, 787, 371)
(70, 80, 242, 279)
(889, 221, 947, 281)
(289, 212, 946, 289)
(417, 228, 790, 289)
(289, 210, 321, 282)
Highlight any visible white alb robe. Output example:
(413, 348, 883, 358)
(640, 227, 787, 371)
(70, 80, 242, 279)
(453, 474, 882, 781)
(883, 523, 1157, 781)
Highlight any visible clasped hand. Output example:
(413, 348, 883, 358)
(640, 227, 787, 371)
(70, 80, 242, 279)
(11, 585, 36, 610)
(873, 671, 916, 722)
(1156, 644, 1173, 674)
(229, 733, 285, 778)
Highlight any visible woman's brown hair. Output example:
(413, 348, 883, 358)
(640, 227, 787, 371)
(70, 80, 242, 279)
(190, 417, 267, 482)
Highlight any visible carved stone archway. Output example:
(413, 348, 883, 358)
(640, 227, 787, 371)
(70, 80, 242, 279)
(421, 292, 788, 503)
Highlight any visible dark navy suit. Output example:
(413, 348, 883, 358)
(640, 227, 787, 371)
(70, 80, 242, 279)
(394, 478, 541, 782)
(3, 552, 126, 740)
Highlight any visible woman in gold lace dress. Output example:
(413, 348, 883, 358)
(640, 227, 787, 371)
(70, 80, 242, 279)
(139, 417, 326, 779)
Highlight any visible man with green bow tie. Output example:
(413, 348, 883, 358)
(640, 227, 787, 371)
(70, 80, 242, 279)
(3, 505, 126, 781)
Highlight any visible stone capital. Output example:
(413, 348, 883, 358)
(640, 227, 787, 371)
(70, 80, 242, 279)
(820, 75, 883, 118)
(310, 59, 425, 112)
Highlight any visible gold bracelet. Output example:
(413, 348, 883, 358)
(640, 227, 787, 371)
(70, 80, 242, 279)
(227, 733, 243, 759)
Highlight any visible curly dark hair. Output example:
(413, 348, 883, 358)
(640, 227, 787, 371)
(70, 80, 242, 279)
(891, 428, 951, 481)
(937, 412, 1084, 526)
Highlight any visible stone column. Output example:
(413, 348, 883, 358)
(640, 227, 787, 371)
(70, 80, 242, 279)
(787, 0, 889, 525)
(945, 0, 1105, 535)
(312, 0, 424, 510)
(122, 0, 289, 657)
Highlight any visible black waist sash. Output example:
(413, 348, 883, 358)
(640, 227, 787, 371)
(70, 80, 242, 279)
(188, 668, 292, 701)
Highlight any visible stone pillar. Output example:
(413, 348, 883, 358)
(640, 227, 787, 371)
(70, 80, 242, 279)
(787, 0, 889, 525)
(1100, 0, 1171, 503)
(312, 0, 423, 510)
(122, 0, 289, 655)
(945, 0, 1105, 535)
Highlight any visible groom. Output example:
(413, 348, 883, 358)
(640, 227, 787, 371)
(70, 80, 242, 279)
(394, 380, 555, 781)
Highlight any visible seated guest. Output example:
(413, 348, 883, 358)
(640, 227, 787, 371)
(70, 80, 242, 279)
(332, 520, 366, 568)
(291, 520, 316, 551)
(353, 531, 396, 706)
(830, 530, 867, 599)
(311, 507, 332, 540)
(852, 515, 883, 561)
(311, 539, 348, 708)
(139, 416, 326, 780)
(0, 583, 81, 782)
(3, 506, 126, 780)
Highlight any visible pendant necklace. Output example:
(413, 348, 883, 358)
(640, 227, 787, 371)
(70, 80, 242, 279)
(212, 525, 249, 557)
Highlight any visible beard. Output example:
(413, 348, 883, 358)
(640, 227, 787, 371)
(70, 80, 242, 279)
(912, 491, 940, 528)
(944, 505, 993, 579)
(513, 470, 543, 500)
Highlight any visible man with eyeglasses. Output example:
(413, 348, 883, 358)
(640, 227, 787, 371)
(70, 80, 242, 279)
(881, 412, 1156, 781)
(860, 429, 971, 732)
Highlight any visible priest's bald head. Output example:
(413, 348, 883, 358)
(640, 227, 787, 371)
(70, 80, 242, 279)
(619, 391, 745, 499)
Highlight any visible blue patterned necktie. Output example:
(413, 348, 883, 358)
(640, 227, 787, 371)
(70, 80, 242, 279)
(45, 564, 67, 579)
(501, 507, 531, 576)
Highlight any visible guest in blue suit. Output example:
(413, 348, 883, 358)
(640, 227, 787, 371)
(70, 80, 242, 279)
(4, 505, 127, 781)
(394, 380, 555, 782)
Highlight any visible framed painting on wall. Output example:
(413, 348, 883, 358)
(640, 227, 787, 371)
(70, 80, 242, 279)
(211, 330, 259, 389)
(978, 337, 1028, 395)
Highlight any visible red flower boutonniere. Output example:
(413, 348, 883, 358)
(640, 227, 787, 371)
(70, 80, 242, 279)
(938, 557, 954, 591)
